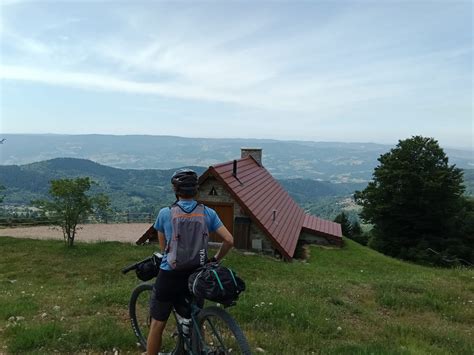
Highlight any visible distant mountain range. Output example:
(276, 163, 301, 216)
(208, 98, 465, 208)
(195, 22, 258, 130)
(0, 158, 366, 214)
(1, 134, 472, 183)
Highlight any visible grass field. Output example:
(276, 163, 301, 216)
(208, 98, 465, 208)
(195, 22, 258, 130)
(0, 237, 473, 354)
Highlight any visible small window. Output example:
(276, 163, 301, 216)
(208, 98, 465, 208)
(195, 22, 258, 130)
(209, 186, 218, 196)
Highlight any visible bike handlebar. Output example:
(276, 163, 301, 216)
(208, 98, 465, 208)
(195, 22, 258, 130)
(121, 262, 140, 274)
(121, 252, 163, 274)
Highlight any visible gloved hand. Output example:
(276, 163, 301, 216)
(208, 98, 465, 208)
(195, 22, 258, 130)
(207, 256, 218, 264)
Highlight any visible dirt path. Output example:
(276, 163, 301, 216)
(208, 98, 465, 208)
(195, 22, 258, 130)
(0, 223, 152, 243)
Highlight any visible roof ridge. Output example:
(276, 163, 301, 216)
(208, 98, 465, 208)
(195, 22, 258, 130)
(210, 156, 253, 169)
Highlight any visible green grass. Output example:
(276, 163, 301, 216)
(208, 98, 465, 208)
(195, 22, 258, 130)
(0, 237, 473, 354)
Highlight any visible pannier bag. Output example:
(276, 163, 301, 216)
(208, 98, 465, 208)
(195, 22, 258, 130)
(135, 253, 161, 281)
(188, 262, 246, 306)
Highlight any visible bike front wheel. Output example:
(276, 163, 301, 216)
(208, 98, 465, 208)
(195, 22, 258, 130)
(194, 306, 252, 355)
(129, 283, 182, 353)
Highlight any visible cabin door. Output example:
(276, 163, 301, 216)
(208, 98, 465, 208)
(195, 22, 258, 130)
(201, 202, 234, 242)
(234, 217, 251, 249)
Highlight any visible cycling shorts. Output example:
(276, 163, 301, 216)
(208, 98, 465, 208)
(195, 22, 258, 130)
(150, 269, 193, 321)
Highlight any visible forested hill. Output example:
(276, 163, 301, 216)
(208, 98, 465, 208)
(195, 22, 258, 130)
(1, 134, 472, 183)
(0, 158, 195, 212)
(464, 168, 474, 195)
(0, 158, 365, 213)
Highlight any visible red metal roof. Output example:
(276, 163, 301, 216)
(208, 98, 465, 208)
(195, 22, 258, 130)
(199, 156, 342, 260)
(303, 214, 342, 243)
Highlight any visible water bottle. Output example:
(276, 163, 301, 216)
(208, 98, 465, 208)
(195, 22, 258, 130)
(176, 313, 191, 338)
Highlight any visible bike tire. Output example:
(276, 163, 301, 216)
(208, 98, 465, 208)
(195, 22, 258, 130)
(129, 283, 153, 350)
(194, 306, 252, 355)
(129, 283, 182, 353)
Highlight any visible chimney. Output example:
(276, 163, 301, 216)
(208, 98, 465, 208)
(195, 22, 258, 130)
(241, 147, 263, 166)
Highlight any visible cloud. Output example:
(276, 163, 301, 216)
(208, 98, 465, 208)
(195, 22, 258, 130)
(1, 0, 29, 5)
(0, 1, 471, 146)
(0, 64, 282, 113)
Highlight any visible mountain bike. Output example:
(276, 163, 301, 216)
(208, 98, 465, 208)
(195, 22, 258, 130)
(122, 254, 252, 354)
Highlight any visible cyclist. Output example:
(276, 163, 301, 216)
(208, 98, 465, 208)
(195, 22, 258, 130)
(147, 169, 234, 355)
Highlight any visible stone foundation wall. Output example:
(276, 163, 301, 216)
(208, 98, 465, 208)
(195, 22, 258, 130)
(249, 222, 273, 252)
(299, 231, 331, 245)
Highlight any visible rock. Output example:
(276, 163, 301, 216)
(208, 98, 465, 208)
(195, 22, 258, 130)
(15, 316, 25, 322)
(41, 313, 48, 318)
(256, 347, 265, 353)
(53, 306, 61, 311)
(7, 316, 15, 322)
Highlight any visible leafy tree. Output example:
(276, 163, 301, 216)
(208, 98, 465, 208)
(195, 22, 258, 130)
(0, 184, 5, 203)
(33, 177, 105, 247)
(445, 196, 474, 265)
(354, 136, 470, 265)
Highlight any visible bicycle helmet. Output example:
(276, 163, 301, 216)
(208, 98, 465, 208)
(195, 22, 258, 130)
(171, 168, 198, 196)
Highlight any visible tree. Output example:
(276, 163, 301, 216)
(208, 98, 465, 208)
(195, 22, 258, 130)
(0, 185, 4, 204)
(354, 136, 470, 264)
(33, 177, 103, 247)
(92, 193, 112, 223)
(349, 220, 369, 246)
(334, 212, 368, 245)
(334, 212, 352, 237)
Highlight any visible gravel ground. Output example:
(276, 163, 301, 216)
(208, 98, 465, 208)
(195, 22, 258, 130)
(0, 223, 152, 243)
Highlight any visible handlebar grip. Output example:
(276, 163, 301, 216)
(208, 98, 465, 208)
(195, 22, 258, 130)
(121, 263, 137, 274)
(122, 253, 163, 275)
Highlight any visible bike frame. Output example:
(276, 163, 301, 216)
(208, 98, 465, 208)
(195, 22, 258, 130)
(124, 256, 247, 354)
(176, 298, 230, 355)
(175, 300, 207, 355)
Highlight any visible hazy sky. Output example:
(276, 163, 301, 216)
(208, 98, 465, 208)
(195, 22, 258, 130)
(0, 1, 472, 148)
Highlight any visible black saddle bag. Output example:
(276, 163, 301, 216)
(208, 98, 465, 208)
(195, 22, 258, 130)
(188, 262, 245, 306)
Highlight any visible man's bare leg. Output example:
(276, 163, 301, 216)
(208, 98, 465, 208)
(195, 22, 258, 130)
(147, 318, 167, 355)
